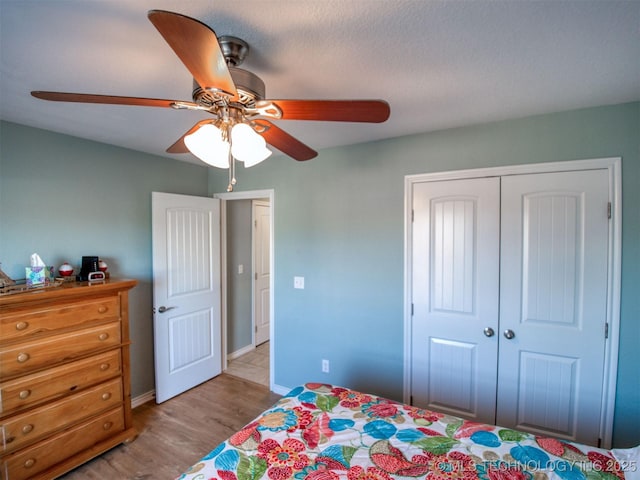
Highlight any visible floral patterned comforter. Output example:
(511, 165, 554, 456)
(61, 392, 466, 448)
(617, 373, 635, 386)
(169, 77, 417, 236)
(177, 383, 634, 480)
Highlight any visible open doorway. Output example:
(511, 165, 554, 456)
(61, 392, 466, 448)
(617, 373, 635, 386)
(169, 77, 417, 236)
(215, 189, 274, 389)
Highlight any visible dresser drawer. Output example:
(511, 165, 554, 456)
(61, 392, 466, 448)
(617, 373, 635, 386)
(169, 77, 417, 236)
(0, 296, 120, 342)
(0, 322, 121, 378)
(2, 377, 122, 454)
(1, 406, 125, 480)
(0, 349, 121, 415)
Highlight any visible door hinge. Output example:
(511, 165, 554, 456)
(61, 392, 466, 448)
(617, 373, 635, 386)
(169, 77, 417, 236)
(254, 219, 258, 227)
(607, 202, 612, 219)
(411, 303, 414, 316)
(255, 272, 258, 280)
(410, 395, 414, 405)
(597, 438, 602, 448)
(605, 322, 609, 339)
(411, 210, 414, 222)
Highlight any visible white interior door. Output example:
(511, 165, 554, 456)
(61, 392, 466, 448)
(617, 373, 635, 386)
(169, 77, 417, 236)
(497, 170, 609, 445)
(411, 177, 500, 423)
(152, 192, 222, 403)
(253, 200, 271, 346)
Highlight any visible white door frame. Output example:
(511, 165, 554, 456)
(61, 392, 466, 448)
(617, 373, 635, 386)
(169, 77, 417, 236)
(404, 157, 622, 448)
(215, 189, 275, 391)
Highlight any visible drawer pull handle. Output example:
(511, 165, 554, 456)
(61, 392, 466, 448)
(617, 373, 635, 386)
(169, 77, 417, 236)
(102, 392, 112, 401)
(98, 306, 108, 314)
(15, 321, 29, 331)
(103, 421, 113, 430)
(98, 333, 109, 341)
(100, 363, 111, 371)
(24, 458, 36, 469)
(19, 389, 31, 400)
(17, 352, 30, 363)
(22, 424, 34, 434)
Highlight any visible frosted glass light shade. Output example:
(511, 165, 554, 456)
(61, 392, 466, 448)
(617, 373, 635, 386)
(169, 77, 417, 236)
(231, 123, 272, 167)
(184, 124, 230, 168)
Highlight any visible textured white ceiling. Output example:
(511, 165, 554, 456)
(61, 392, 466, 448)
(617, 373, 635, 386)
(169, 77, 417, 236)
(1, 0, 638, 165)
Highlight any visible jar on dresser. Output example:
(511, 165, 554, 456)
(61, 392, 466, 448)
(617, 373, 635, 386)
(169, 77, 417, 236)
(0, 279, 137, 480)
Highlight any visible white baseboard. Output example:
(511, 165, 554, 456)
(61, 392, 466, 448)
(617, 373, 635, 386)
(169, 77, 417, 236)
(132, 389, 155, 408)
(227, 344, 254, 361)
(272, 383, 292, 396)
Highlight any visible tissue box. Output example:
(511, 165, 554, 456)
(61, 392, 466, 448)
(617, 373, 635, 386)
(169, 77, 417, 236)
(25, 266, 55, 286)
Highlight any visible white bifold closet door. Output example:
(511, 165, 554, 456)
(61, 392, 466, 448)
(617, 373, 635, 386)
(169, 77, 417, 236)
(411, 177, 501, 425)
(411, 169, 609, 445)
(497, 170, 609, 443)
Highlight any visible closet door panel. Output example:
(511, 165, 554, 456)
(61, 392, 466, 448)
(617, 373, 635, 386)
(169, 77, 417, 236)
(497, 169, 609, 445)
(411, 177, 500, 423)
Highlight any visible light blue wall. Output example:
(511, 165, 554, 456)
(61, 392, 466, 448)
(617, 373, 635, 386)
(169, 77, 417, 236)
(226, 199, 253, 354)
(1, 101, 637, 448)
(207, 102, 640, 448)
(0, 121, 210, 397)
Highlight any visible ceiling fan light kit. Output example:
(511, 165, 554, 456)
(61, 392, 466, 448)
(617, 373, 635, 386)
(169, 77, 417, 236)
(230, 123, 272, 166)
(30, 9, 390, 191)
(184, 123, 231, 169)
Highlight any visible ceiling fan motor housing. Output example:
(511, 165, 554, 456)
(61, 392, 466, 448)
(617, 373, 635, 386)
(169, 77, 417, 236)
(192, 35, 265, 108)
(192, 66, 265, 108)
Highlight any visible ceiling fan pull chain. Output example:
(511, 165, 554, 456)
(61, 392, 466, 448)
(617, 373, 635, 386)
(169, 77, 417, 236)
(227, 151, 237, 192)
(224, 123, 237, 192)
(227, 158, 233, 191)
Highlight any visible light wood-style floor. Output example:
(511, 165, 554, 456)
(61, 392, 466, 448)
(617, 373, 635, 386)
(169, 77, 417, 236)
(225, 341, 270, 387)
(58, 374, 281, 479)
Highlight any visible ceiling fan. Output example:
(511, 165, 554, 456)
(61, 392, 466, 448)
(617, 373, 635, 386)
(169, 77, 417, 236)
(31, 10, 390, 191)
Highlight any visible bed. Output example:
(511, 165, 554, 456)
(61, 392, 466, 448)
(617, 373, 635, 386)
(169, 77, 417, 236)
(176, 383, 638, 480)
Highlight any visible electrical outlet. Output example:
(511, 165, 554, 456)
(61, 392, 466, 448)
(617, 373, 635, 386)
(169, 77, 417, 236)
(322, 359, 330, 373)
(294, 276, 305, 289)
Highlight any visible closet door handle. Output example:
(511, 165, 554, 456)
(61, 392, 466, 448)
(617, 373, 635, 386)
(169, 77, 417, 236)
(483, 327, 495, 337)
(503, 329, 515, 340)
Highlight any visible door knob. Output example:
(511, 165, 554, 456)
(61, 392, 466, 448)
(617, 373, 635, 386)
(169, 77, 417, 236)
(483, 327, 495, 337)
(503, 329, 515, 340)
(158, 306, 176, 313)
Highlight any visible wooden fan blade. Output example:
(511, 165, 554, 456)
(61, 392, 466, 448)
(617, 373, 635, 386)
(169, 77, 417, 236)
(148, 10, 237, 99)
(252, 119, 317, 161)
(166, 120, 212, 154)
(31, 91, 193, 108)
(260, 100, 390, 123)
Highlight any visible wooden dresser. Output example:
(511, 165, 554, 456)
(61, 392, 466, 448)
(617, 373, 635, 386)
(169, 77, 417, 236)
(0, 279, 137, 480)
